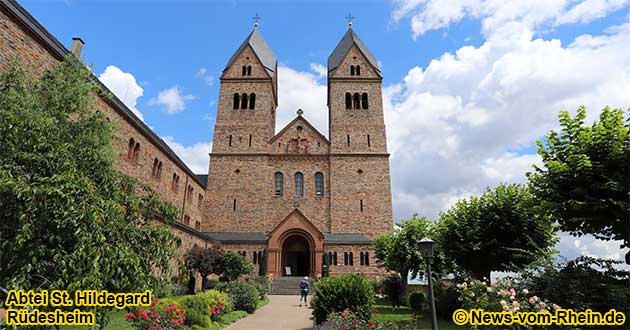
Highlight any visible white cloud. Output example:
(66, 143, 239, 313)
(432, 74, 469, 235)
(386, 5, 630, 263)
(162, 136, 212, 174)
(196, 67, 214, 86)
(148, 87, 197, 114)
(392, 0, 630, 37)
(98, 65, 145, 121)
(276, 65, 328, 135)
(309, 63, 327, 80)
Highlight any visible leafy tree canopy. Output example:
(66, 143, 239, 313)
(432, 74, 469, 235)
(221, 252, 253, 282)
(186, 245, 225, 280)
(437, 183, 557, 280)
(527, 106, 630, 262)
(0, 58, 180, 323)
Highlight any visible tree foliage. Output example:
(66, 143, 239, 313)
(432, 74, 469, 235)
(527, 106, 630, 262)
(437, 183, 557, 280)
(186, 245, 224, 281)
(258, 248, 268, 276)
(0, 58, 180, 323)
(221, 252, 253, 282)
(373, 215, 449, 293)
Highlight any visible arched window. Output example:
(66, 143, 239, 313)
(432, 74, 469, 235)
(362, 93, 369, 109)
(350, 65, 355, 76)
(315, 172, 324, 196)
(294, 172, 303, 196)
(344, 252, 348, 265)
(333, 252, 338, 265)
(345, 93, 352, 110)
(356, 65, 361, 75)
(157, 161, 163, 179)
(353, 93, 360, 109)
(241, 66, 247, 76)
(360, 252, 364, 266)
(249, 93, 256, 109)
(127, 138, 135, 160)
(247, 66, 252, 76)
(241, 93, 248, 109)
(274, 172, 283, 196)
(152, 158, 159, 177)
(233, 93, 240, 110)
(349, 252, 354, 266)
(172, 174, 179, 191)
(133, 143, 140, 162)
(365, 252, 369, 266)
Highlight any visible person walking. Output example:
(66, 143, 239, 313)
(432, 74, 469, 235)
(298, 276, 309, 307)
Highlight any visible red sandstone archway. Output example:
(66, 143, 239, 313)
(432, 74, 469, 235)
(267, 209, 324, 278)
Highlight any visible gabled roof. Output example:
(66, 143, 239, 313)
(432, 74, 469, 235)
(328, 28, 381, 77)
(204, 232, 268, 243)
(224, 28, 277, 78)
(269, 114, 330, 145)
(323, 233, 372, 245)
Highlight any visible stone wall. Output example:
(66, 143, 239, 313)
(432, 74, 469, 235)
(0, 2, 214, 276)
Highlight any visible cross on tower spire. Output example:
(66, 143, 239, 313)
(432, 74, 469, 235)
(252, 13, 261, 28)
(345, 13, 355, 27)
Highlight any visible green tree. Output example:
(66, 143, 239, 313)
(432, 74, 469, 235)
(373, 215, 446, 293)
(438, 183, 557, 280)
(186, 245, 224, 288)
(221, 252, 253, 282)
(0, 58, 180, 325)
(527, 106, 630, 263)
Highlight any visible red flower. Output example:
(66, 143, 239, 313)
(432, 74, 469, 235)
(352, 319, 359, 326)
(372, 308, 380, 314)
(124, 313, 136, 320)
(141, 314, 149, 321)
(339, 325, 346, 330)
(153, 297, 159, 305)
(368, 321, 374, 326)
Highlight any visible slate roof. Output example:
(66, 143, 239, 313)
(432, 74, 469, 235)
(195, 174, 208, 186)
(224, 28, 277, 78)
(328, 28, 381, 77)
(204, 232, 372, 245)
(323, 233, 372, 245)
(204, 232, 269, 243)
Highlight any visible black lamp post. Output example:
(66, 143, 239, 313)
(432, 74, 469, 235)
(420, 237, 438, 330)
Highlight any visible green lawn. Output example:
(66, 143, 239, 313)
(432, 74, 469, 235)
(373, 299, 465, 330)
(61, 309, 131, 330)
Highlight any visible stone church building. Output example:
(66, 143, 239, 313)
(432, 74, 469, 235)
(0, 0, 393, 281)
(202, 27, 393, 278)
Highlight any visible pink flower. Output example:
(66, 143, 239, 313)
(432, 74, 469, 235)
(509, 288, 516, 296)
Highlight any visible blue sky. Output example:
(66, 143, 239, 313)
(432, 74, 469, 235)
(20, 0, 630, 263)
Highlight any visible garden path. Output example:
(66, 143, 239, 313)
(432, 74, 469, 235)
(224, 295, 313, 330)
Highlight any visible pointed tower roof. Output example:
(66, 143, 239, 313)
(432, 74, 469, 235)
(224, 28, 277, 78)
(328, 28, 381, 77)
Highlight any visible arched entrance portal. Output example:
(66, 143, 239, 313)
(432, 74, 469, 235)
(282, 235, 310, 276)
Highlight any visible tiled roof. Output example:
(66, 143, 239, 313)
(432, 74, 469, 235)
(323, 233, 372, 244)
(204, 231, 372, 245)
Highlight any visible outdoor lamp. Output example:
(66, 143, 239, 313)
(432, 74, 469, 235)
(419, 237, 438, 330)
(419, 237, 436, 259)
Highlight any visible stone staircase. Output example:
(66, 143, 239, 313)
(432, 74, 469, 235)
(270, 276, 312, 295)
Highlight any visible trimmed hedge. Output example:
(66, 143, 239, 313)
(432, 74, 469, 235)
(407, 291, 426, 312)
(178, 294, 212, 328)
(310, 273, 375, 324)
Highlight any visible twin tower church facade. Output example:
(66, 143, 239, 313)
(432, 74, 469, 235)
(202, 26, 393, 278)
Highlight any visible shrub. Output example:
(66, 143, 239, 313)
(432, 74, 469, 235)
(381, 274, 403, 308)
(314, 310, 392, 330)
(125, 298, 185, 330)
(177, 295, 212, 328)
(248, 276, 269, 298)
(198, 289, 234, 314)
(220, 281, 260, 314)
(457, 278, 566, 330)
(407, 291, 426, 312)
(258, 249, 268, 276)
(204, 277, 220, 291)
(310, 273, 375, 325)
(434, 284, 460, 319)
(222, 252, 254, 282)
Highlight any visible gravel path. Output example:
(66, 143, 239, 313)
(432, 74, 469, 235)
(224, 295, 313, 330)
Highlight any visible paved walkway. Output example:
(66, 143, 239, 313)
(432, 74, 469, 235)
(224, 295, 313, 330)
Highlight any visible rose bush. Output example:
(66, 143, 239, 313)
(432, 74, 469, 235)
(125, 298, 186, 330)
(314, 310, 423, 330)
(456, 278, 567, 330)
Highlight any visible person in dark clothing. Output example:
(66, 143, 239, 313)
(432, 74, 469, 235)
(299, 276, 309, 307)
